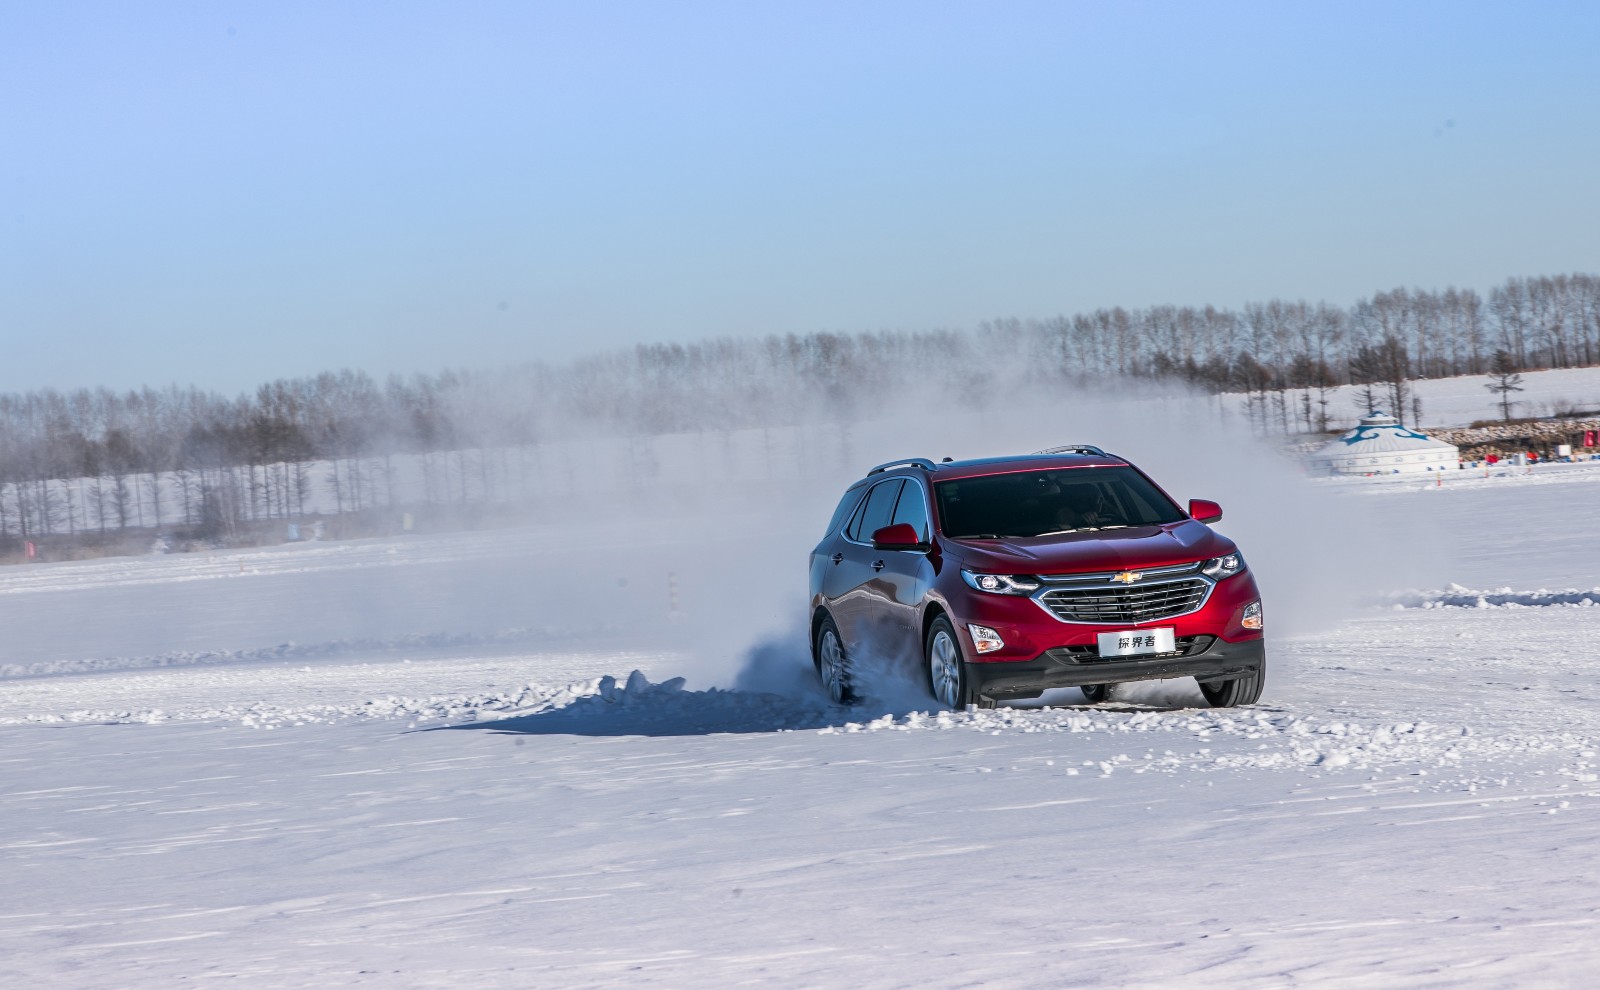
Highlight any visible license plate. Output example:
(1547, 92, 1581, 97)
(1097, 627, 1176, 657)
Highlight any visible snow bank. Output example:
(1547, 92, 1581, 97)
(18, 667, 1587, 787)
(1389, 585, 1600, 609)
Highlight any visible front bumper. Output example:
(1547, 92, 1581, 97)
(951, 569, 1264, 660)
(965, 634, 1265, 701)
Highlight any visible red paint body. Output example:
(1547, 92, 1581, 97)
(808, 451, 1265, 704)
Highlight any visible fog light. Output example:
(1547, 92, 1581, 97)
(1241, 601, 1263, 631)
(967, 623, 1005, 654)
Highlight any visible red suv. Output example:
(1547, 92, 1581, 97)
(809, 446, 1265, 709)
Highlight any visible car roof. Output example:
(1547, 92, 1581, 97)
(930, 453, 1127, 481)
(853, 451, 1128, 487)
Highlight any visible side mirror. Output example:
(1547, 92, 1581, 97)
(872, 522, 925, 551)
(1188, 499, 1223, 524)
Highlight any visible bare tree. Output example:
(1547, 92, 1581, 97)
(1349, 336, 1411, 424)
(1484, 349, 1525, 422)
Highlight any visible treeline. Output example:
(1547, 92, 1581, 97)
(979, 273, 1599, 433)
(0, 371, 557, 548)
(1, 271, 1596, 547)
(558, 271, 1600, 436)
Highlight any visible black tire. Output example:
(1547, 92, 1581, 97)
(1199, 664, 1266, 708)
(926, 616, 988, 709)
(813, 614, 856, 705)
(1079, 683, 1109, 704)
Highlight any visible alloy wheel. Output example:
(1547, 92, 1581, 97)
(929, 627, 963, 709)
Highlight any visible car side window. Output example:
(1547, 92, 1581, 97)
(889, 481, 930, 543)
(847, 479, 903, 542)
(824, 487, 865, 536)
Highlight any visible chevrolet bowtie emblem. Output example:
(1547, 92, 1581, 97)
(1111, 571, 1144, 584)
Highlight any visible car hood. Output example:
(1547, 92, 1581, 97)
(943, 520, 1234, 574)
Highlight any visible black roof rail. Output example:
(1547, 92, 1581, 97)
(867, 458, 937, 476)
(1032, 444, 1113, 457)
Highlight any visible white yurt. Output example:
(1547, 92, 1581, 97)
(1311, 412, 1460, 475)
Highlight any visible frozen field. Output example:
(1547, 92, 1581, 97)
(3, 461, 1600, 988)
(1225, 364, 1600, 431)
(1400, 365, 1600, 426)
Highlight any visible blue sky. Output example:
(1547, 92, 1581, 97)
(3, 1, 1597, 395)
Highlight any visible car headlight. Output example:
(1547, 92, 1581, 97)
(1201, 553, 1244, 579)
(961, 570, 1041, 595)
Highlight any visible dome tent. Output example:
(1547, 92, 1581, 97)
(1311, 412, 1460, 475)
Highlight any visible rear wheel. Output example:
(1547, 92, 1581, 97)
(1199, 665, 1265, 708)
(927, 616, 985, 709)
(813, 615, 856, 705)
(1079, 683, 1109, 703)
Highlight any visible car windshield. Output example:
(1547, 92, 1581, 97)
(934, 466, 1185, 539)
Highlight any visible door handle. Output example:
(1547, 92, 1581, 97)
(831, 553, 843, 565)
(872, 560, 885, 571)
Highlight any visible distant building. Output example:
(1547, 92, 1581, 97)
(1310, 412, 1460, 475)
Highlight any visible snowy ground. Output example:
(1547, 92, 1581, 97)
(1224, 364, 1600, 432)
(4, 463, 1600, 987)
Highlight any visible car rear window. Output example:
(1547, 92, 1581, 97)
(934, 466, 1184, 539)
(824, 487, 865, 536)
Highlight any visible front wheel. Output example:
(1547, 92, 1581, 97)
(926, 616, 986, 709)
(1079, 684, 1109, 704)
(1199, 665, 1265, 708)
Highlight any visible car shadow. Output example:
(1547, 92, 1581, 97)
(429, 678, 1212, 739)
(1015, 683, 1210, 710)
(426, 670, 859, 737)
(432, 696, 852, 737)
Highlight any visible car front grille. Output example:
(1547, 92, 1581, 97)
(1038, 578, 1209, 623)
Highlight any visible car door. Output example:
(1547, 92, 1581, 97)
(871, 478, 935, 654)
(829, 478, 902, 649)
